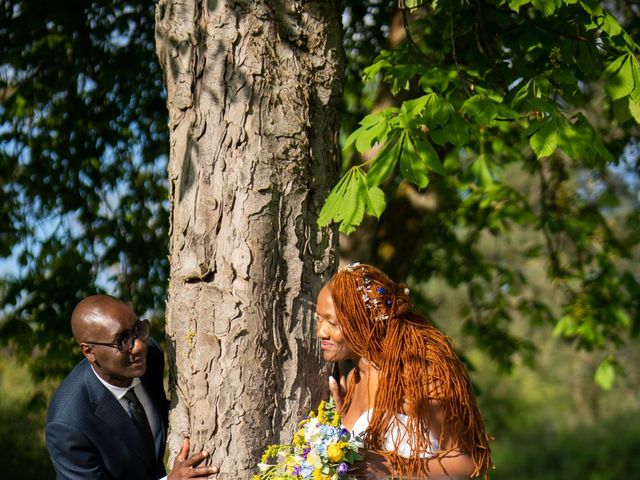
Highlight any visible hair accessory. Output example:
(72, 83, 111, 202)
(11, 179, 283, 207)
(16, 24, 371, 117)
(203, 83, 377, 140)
(404, 287, 410, 295)
(347, 264, 390, 322)
(341, 262, 361, 273)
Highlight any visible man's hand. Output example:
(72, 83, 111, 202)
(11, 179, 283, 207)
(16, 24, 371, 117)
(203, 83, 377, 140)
(167, 437, 219, 480)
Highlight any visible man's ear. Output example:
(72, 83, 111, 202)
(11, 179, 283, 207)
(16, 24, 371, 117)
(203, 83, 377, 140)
(80, 343, 96, 362)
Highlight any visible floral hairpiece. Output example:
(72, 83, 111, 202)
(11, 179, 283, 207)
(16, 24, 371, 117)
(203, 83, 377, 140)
(340, 262, 411, 322)
(341, 262, 388, 322)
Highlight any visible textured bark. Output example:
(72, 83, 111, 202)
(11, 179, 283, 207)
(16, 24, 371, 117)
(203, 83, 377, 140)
(155, 1, 343, 476)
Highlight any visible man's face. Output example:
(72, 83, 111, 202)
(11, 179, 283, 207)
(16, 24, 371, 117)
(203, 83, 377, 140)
(81, 303, 148, 387)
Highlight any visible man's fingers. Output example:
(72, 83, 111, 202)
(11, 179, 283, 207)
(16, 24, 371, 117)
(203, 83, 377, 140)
(177, 437, 190, 462)
(187, 464, 218, 478)
(184, 450, 209, 468)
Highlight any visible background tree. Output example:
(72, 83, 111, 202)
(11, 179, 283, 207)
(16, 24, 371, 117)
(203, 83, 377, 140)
(325, 0, 640, 386)
(0, 1, 169, 379)
(1, 0, 640, 479)
(154, 0, 342, 475)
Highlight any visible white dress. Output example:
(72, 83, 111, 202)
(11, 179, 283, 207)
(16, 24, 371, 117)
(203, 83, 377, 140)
(348, 409, 439, 458)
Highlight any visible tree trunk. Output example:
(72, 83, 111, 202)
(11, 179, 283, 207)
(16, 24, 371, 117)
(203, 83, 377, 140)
(155, 1, 343, 476)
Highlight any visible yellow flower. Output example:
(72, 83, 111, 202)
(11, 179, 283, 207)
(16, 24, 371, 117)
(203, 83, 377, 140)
(317, 400, 327, 423)
(312, 468, 331, 480)
(326, 443, 344, 462)
(331, 412, 341, 427)
(292, 428, 306, 446)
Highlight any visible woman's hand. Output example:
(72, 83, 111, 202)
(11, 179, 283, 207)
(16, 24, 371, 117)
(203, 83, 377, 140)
(329, 374, 347, 412)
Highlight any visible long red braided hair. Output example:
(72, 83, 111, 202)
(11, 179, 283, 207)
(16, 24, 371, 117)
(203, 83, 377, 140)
(330, 263, 493, 478)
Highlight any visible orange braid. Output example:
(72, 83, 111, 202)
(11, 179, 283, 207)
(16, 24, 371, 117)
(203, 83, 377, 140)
(331, 263, 493, 478)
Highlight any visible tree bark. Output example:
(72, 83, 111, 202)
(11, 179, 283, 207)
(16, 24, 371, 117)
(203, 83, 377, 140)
(155, 1, 343, 476)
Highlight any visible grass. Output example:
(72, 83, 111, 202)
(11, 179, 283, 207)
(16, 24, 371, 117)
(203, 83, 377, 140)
(0, 352, 56, 479)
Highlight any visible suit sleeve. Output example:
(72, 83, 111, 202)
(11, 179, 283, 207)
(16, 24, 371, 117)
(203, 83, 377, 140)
(46, 420, 110, 480)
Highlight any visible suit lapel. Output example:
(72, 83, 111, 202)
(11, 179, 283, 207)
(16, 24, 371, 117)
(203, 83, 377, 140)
(141, 376, 167, 454)
(83, 363, 157, 475)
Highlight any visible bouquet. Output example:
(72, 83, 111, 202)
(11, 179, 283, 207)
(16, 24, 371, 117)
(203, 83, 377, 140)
(253, 399, 361, 480)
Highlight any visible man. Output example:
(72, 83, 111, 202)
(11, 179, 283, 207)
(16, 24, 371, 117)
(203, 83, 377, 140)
(46, 295, 218, 480)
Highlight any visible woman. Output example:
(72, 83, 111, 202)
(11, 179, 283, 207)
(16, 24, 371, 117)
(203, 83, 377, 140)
(315, 263, 493, 478)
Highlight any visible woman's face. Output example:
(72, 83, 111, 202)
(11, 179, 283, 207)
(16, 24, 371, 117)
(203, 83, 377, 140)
(315, 284, 356, 362)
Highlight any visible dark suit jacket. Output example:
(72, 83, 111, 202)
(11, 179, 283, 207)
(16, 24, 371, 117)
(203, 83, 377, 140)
(46, 338, 169, 480)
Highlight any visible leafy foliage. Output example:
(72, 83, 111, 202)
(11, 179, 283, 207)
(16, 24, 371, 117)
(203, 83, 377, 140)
(0, 1, 169, 378)
(329, 0, 640, 381)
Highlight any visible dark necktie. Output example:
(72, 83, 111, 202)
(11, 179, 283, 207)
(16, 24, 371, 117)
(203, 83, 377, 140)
(123, 388, 156, 459)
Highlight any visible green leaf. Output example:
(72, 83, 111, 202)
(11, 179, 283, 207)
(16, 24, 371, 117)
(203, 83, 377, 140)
(434, 112, 470, 147)
(594, 358, 616, 390)
(511, 79, 532, 107)
(402, 0, 428, 8)
(318, 167, 388, 233)
(470, 154, 494, 186)
(317, 171, 353, 227)
(358, 173, 386, 219)
(507, 0, 531, 12)
(355, 117, 389, 153)
(612, 97, 632, 123)
(366, 131, 403, 187)
(630, 55, 640, 104)
(401, 95, 431, 117)
(339, 170, 367, 234)
(601, 54, 635, 101)
(400, 134, 430, 189)
(413, 134, 446, 175)
(363, 57, 393, 81)
(529, 117, 559, 158)
(629, 98, 640, 123)
(419, 68, 457, 92)
(601, 11, 623, 37)
(553, 315, 577, 337)
(531, 0, 562, 16)
(422, 93, 450, 127)
(461, 95, 500, 126)
(343, 114, 388, 152)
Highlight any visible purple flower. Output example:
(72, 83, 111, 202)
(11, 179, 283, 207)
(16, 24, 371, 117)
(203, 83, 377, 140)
(302, 447, 311, 459)
(292, 465, 302, 476)
(337, 462, 349, 476)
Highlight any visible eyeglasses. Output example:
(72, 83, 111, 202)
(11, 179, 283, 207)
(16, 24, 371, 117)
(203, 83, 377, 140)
(84, 319, 150, 353)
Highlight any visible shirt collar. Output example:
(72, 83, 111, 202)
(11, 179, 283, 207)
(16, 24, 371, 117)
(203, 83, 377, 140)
(90, 366, 141, 400)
